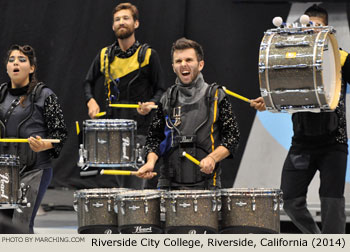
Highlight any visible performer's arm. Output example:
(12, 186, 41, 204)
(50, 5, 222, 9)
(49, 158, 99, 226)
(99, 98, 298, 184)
(83, 52, 103, 118)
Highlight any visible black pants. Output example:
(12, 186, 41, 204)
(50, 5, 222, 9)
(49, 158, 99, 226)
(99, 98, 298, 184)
(281, 149, 346, 199)
(281, 149, 347, 233)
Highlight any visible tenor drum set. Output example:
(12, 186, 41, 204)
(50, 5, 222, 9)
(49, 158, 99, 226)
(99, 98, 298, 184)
(73, 188, 283, 234)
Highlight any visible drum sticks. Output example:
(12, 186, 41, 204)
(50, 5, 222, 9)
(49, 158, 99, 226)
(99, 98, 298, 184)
(222, 86, 251, 103)
(109, 104, 158, 109)
(182, 151, 200, 166)
(100, 169, 157, 176)
(95, 111, 106, 117)
(0, 138, 60, 143)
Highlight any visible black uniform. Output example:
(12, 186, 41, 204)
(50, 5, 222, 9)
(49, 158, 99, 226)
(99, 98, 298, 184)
(83, 41, 166, 188)
(0, 82, 67, 233)
(281, 49, 350, 234)
(144, 73, 240, 189)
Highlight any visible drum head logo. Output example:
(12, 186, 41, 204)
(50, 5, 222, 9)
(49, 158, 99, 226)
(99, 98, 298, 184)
(97, 138, 107, 144)
(0, 173, 10, 200)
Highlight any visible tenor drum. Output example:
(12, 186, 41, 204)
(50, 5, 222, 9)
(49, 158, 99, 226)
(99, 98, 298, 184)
(163, 190, 220, 234)
(220, 188, 282, 233)
(116, 189, 162, 234)
(73, 188, 129, 233)
(0, 155, 20, 209)
(259, 26, 341, 112)
(83, 119, 136, 167)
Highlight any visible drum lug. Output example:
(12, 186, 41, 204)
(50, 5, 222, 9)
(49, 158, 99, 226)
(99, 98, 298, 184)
(84, 200, 89, 212)
(252, 197, 256, 211)
(114, 204, 118, 214)
(217, 196, 222, 211)
(273, 198, 278, 211)
(120, 201, 125, 215)
(211, 198, 217, 212)
(136, 143, 145, 165)
(193, 199, 198, 212)
(160, 197, 166, 214)
(227, 197, 231, 211)
(171, 199, 177, 213)
(73, 200, 78, 212)
(18, 183, 31, 208)
(144, 200, 149, 214)
(279, 195, 284, 211)
(77, 144, 87, 167)
(107, 199, 112, 212)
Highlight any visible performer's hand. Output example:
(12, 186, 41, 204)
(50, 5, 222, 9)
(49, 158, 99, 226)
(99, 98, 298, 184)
(200, 156, 216, 174)
(136, 161, 155, 179)
(250, 97, 266, 111)
(137, 102, 154, 115)
(28, 136, 53, 152)
(87, 98, 100, 118)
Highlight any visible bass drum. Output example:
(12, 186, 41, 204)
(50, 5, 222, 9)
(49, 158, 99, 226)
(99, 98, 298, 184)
(259, 26, 341, 112)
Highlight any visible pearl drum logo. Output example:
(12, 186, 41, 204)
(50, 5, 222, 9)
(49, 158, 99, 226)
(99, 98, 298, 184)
(132, 226, 152, 234)
(0, 173, 10, 200)
(122, 137, 130, 160)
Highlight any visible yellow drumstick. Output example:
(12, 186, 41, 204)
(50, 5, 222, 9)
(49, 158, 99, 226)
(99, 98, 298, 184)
(223, 86, 251, 103)
(109, 104, 158, 109)
(182, 151, 200, 166)
(100, 169, 157, 176)
(0, 138, 60, 143)
(75, 121, 80, 135)
(95, 111, 106, 117)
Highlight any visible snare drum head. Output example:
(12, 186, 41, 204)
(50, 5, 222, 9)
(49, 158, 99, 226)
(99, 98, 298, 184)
(164, 189, 220, 199)
(220, 188, 282, 197)
(74, 188, 129, 199)
(84, 119, 136, 129)
(0, 154, 20, 166)
(117, 189, 161, 201)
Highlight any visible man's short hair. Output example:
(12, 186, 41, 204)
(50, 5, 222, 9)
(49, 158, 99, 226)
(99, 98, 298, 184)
(304, 4, 328, 25)
(171, 37, 204, 62)
(113, 2, 139, 21)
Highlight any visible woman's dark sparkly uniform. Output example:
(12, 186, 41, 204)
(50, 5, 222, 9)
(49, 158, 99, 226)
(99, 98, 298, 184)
(0, 45, 67, 233)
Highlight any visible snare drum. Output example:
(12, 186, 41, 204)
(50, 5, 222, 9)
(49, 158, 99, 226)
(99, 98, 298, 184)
(0, 155, 20, 209)
(259, 26, 341, 112)
(116, 190, 162, 234)
(73, 188, 129, 233)
(163, 190, 220, 234)
(220, 188, 282, 233)
(83, 119, 136, 167)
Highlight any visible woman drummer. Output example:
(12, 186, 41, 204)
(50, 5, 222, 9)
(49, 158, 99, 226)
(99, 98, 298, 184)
(0, 44, 67, 233)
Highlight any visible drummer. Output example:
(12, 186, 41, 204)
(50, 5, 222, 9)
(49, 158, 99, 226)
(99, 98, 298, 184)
(0, 44, 67, 233)
(136, 38, 240, 190)
(82, 2, 166, 189)
(250, 4, 350, 234)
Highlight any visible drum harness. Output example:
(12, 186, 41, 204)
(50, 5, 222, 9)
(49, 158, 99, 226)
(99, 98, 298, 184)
(0, 82, 46, 174)
(102, 42, 150, 118)
(0, 82, 46, 209)
(162, 82, 220, 187)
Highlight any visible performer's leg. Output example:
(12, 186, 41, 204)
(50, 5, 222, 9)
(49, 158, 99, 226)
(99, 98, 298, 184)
(318, 150, 347, 234)
(28, 168, 53, 233)
(281, 151, 321, 233)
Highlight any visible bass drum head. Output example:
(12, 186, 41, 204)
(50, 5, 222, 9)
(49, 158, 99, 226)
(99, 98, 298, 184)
(322, 33, 341, 110)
